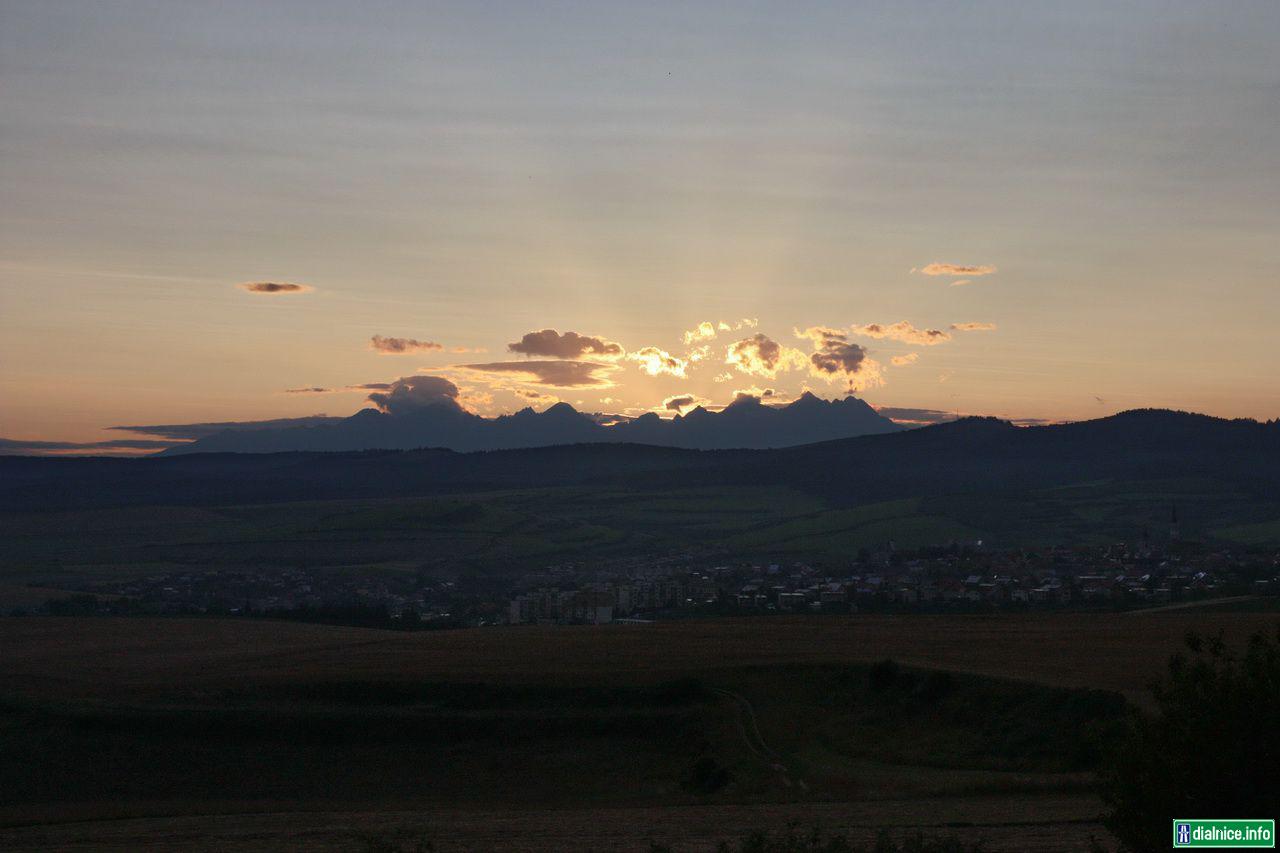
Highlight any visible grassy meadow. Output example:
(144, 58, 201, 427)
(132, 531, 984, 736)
(2, 476, 1277, 592)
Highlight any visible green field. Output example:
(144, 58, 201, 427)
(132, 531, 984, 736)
(2, 476, 1276, 588)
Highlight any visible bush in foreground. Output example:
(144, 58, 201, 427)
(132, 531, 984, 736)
(1102, 627, 1280, 852)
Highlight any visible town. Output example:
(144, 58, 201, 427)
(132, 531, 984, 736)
(28, 537, 1280, 627)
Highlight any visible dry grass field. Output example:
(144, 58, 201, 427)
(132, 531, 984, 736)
(3, 609, 1274, 703)
(1, 610, 1275, 851)
(0, 798, 1108, 852)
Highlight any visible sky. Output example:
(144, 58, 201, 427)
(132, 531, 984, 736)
(2, 1, 1278, 450)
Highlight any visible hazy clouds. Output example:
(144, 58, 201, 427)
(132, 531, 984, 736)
(458, 360, 619, 388)
(851, 322, 952, 347)
(370, 336, 444, 354)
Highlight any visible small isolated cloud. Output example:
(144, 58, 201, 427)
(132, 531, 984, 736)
(891, 353, 919, 367)
(949, 322, 997, 332)
(797, 327, 883, 390)
(458, 360, 619, 388)
(370, 335, 444, 354)
(725, 333, 806, 379)
(686, 344, 711, 363)
(663, 393, 707, 414)
(950, 279, 971, 287)
(914, 263, 997, 278)
(284, 387, 336, 395)
(367, 375, 461, 414)
(240, 281, 312, 294)
(852, 321, 952, 347)
(507, 329, 623, 360)
(682, 321, 718, 345)
(629, 346, 688, 378)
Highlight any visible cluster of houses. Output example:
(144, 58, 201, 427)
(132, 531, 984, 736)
(52, 567, 462, 622)
(506, 543, 1279, 624)
(31, 540, 1278, 626)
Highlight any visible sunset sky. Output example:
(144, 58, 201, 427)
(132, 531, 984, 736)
(2, 2, 1278, 450)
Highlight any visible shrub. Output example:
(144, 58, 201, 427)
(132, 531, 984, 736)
(682, 755, 731, 794)
(868, 659, 901, 692)
(1102, 627, 1280, 852)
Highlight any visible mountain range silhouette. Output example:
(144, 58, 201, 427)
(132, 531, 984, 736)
(4, 409, 1277, 513)
(158, 392, 902, 455)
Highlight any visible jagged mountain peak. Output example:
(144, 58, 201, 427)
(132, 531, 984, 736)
(160, 393, 904, 455)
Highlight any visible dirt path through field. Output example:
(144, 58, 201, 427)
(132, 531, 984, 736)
(714, 687, 809, 791)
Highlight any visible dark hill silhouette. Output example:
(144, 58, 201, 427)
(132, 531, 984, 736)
(156, 392, 902, 455)
(2, 409, 1277, 512)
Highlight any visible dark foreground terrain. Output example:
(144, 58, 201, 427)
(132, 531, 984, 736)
(2, 609, 1276, 851)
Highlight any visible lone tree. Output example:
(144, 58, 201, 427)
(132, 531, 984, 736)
(1102, 626, 1280, 852)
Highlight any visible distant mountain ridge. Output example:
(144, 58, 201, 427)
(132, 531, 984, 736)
(3, 409, 1277, 515)
(158, 392, 903, 455)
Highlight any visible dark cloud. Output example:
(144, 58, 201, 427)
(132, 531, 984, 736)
(664, 395, 695, 411)
(810, 340, 869, 375)
(727, 333, 780, 375)
(663, 394, 707, 413)
(875, 407, 958, 425)
(458, 360, 618, 388)
(284, 382, 394, 395)
(725, 333, 805, 378)
(109, 415, 343, 441)
(240, 281, 311, 294)
(797, 327, 883, 388)
(507, 329, 623, 360)
(0, 438, 182, 456)
(366, 376, 461, 415)
(370, 335, 444, 354)
(732, 385, 777, 399)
